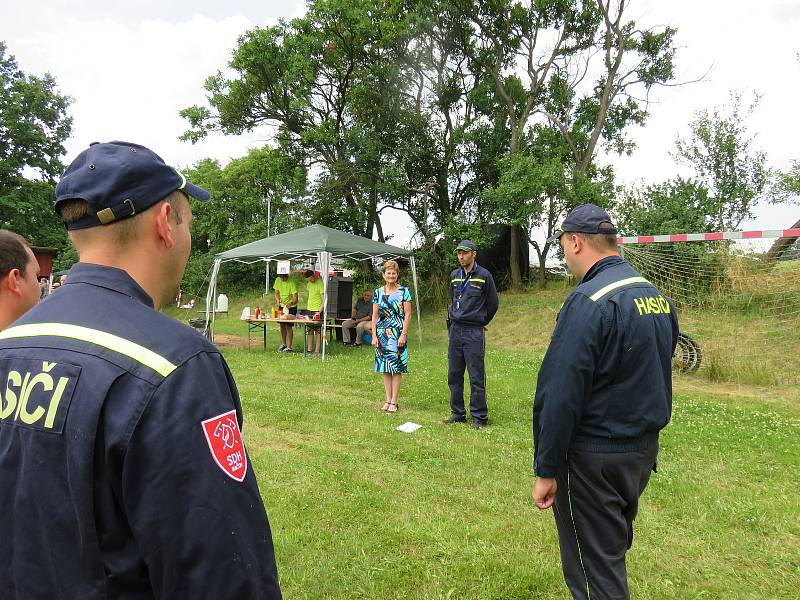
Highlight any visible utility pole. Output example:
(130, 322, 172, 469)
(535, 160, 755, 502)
(265, 195, 272, 295)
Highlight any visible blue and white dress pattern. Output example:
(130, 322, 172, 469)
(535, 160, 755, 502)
(373, 285, 411, 374)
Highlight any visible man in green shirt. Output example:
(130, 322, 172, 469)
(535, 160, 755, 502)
(273, 273, 298, 352)
(302, 270, 324, 354)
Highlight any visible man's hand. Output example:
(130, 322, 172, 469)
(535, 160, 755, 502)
(532, 477, 557, 510)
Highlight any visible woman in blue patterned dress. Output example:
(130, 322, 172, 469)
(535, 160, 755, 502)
(371, 260, 412, 413)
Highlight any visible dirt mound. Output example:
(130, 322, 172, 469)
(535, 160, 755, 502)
(212, 333, 248, 349)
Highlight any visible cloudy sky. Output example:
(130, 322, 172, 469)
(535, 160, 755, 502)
(4, 0, 799, 245)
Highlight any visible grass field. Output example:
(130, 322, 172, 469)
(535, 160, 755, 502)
(168, 288, 800, 599)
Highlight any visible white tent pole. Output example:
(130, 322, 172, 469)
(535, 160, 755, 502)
(319, 251, 331, 360)
(206, 258, 222, 342)
(410, 256, 422, 344)
(265, 259, 270, 296)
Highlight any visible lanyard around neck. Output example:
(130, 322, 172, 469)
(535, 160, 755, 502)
(459, 265, 476, 296)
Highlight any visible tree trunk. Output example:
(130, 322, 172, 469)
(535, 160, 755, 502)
(374, 212, 385, 243)
(532, 242, 547, 289)
(509, 224, 522, 289)
(365, 205, 375, 240)
(538, 254, 547, 289)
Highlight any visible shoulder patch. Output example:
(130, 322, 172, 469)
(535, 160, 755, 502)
(0, 358, 80, 434)
(201, 409, 248, 482)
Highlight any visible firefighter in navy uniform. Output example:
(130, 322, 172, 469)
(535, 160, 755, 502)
(0, 141, 281, 599)
(443, 240, 499, 429)
(532, 204, 679, 600)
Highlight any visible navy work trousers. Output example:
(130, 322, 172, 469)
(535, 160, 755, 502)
(552, 444, 658, 600)
(447, 323, 487, 421)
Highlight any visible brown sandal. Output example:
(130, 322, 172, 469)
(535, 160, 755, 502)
(380, 401, 391, 412)
(386, 402, 398, 413)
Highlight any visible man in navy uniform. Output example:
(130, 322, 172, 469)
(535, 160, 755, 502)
(443, 240, 499, 429)
(532, 204, 679, 600)
(0, 141, 282, 598)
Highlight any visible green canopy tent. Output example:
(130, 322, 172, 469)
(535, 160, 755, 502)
(205, 224, 421, 359)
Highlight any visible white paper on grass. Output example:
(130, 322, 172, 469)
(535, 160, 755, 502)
(396, 422, 422, 434)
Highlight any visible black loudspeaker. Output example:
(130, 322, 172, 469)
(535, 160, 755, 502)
(476, 224, 529, 288)
(325, 276, 353, 319)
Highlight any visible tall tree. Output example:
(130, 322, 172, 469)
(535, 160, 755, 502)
(451, 0, 677, 287)
(0, 41, 73, 253)
(377, 2, 495, 247)
(673, 91, 770, 231)
(181, 0, 414, 241)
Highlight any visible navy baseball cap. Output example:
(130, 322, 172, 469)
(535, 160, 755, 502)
(55, 141, 210, 230)
(455, 240, 477, 252)
(546, 204, 617, 243)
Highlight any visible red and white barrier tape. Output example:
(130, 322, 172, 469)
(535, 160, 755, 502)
(617, 229, 800, 245)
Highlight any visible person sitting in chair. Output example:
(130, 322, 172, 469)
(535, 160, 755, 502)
(342, 289, 373, 346)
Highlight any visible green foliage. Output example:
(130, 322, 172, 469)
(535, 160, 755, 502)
(0, 179, 69, 249)
(774, 160, 800, 204)
(181, 1, 678, 253)
(180, 147, 307, 297)
(449, 0, 676, 286)
(403, 219, 499, 309)
(0, 41, 73, 260)
(182, 0, 417, 242)
(482, 124, 615, 286)
(346, 264, 382, 302)
(673, 91, 772, 230)
(0, 41, 73, 191)
(617, 177, 713, 236)
(180, 1, 680, 291)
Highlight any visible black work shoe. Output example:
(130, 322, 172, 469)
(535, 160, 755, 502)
(443, 415, 466, 424)
(471, 419, 488, 430)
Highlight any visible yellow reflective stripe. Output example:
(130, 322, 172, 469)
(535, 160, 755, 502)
(175, 169, 187, 190)
(589, 277, 650, 302)
(0, 323, 177, 377)
(471, 278, 485, 283)
(451, 278, 464, 283)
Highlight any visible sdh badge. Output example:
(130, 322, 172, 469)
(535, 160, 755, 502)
(201, 409, 248, 482)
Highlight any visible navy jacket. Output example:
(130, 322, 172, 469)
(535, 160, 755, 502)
(448, 263, 499, 327)
(0, 263, 281, 599)
(533, 256, 679, 478)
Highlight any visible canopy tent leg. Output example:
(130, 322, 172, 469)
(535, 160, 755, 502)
(318, 251, 331, 360)
(410, 256, 422, 344)
(206, 258, 222, 343)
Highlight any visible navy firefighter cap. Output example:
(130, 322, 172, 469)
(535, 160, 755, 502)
(54, 141, 210, 230)
(455, 240, 477, 252)
(546, 203, 617, 243)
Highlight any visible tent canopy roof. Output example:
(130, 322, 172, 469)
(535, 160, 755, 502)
(216, 224, 411, 262)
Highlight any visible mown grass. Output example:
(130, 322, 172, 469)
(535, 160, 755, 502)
(164, 282, 800, 597)
(224, 341, 799, 599)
